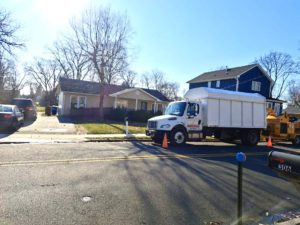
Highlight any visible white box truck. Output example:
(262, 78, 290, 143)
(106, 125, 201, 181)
(146, 87, 266, 146)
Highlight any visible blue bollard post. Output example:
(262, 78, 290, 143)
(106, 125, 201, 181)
(236, 152, 246, 225)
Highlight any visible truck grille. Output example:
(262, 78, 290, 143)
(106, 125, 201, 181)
(148, 121, 157, 129)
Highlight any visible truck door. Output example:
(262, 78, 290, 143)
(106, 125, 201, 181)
(186, 103, 202, 132)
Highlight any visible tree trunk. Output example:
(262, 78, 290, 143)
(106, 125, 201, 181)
(98, 83, 105, 120)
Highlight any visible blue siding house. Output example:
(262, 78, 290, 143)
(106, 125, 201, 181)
(187, 64, 285, 115)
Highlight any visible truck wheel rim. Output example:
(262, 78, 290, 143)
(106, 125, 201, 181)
(174, 132, 184, 144)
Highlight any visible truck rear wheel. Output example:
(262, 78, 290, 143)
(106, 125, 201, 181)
(170, 128, 187, 146)
(241, 130, 259, 146)
(292, 136, 300, 145)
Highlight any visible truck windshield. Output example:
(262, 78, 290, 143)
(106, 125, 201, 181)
(165, 102, 186, 116)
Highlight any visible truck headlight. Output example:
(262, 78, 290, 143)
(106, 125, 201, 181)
(160, 124, 171, 129)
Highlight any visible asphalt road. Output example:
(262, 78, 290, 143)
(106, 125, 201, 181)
(0, 141, 299, 225)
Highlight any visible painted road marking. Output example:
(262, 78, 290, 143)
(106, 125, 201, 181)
(0, 152, 268, 167)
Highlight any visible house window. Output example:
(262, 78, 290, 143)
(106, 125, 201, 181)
(274, 103, 281, 115)
(266, 102, 272, 109)
(116, 99, 128, 108)
(71, 96, 78, 109)
(251, 81, 261, 92)
(208, 81, 211, 88)
(216, 80, 220, 88)
(71, 96, 86, 109)
(141, 101, 148, 111)
(78, 96, 86, 108)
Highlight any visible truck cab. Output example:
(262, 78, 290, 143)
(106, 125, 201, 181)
(146, 101, 202, 145)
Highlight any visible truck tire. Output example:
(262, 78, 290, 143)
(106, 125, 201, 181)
(292, 136, 300, 145)
(170, 127, 187, 146)
(241, 130, 259, 146)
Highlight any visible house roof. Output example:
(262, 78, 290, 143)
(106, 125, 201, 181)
(59, 77, 101, 95)
(187, 64, 272, 83)
(284, 105, 300, 115)
(141, 88, 169, 102)
(58, 77, 170, 102)
(266, 97, 286, 103)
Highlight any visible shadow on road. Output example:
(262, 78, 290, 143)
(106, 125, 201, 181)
(115, 141, 300, 224)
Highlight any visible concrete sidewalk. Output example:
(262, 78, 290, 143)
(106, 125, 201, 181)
(0, 133, 148, 144)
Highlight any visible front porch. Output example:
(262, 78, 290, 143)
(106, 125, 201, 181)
(110, 88, 168, 113)
(112, 97, 165, 113)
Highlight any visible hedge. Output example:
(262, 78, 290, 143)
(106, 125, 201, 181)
(70, 107, 163, 123)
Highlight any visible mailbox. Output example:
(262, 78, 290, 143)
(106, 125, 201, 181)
(268, 151, 300, 181)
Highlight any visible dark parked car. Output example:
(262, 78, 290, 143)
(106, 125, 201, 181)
(0, 104, 24, 131)
(11, 98, 37, 120)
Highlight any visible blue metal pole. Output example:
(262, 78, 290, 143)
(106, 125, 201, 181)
(236, 152, 246, 225)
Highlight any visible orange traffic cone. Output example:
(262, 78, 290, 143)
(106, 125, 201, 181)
(267, 136, 272, 147)
(162, 133, 168, 148)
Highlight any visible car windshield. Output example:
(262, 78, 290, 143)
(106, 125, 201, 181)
(164, 102, 186, 116)
(11, 99, 33, 107)
(0, 105, 13, 113)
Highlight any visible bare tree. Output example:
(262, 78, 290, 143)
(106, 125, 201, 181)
(120, 70, 137, 87)
(0, 53, 10, 92)
(0, 9, 25, 102)
(0, 56, 25, 101)
(70, 6, 131, 117)
(25, 58, 62, 105)
(288, 80, 300, 106)
(255, 51, 300, 99)
(151, 70, 164, 90)
(49, 38, 91, 80)
(0, 10, 25, 56)
(140, 73, 151, 89)
(6, 69, 26, 99)
(160, 82, 180, 101)
(139, 70, 180, 100)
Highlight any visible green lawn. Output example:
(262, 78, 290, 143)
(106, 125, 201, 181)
(79, 122, 146, 134)
(36, 106, 45, 112)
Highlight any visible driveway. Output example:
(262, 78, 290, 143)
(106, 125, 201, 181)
(0, 113, 77, 139)
(19, 113, 77, 134)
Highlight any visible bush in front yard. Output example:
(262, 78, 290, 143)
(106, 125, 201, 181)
(128, 110, 162, 122)
(105, 108, 127, 122)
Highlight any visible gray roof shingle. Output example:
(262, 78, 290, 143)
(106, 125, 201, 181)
(187, 64, 259, 83)
(59, 77, 101, 94)
(59, 77, 170, 102)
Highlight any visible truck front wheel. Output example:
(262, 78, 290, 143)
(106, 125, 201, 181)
(241, 130, 259, 146)
(170, 128, 187, 146)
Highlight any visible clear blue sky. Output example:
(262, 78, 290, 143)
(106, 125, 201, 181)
(2, 0, 300, 93)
